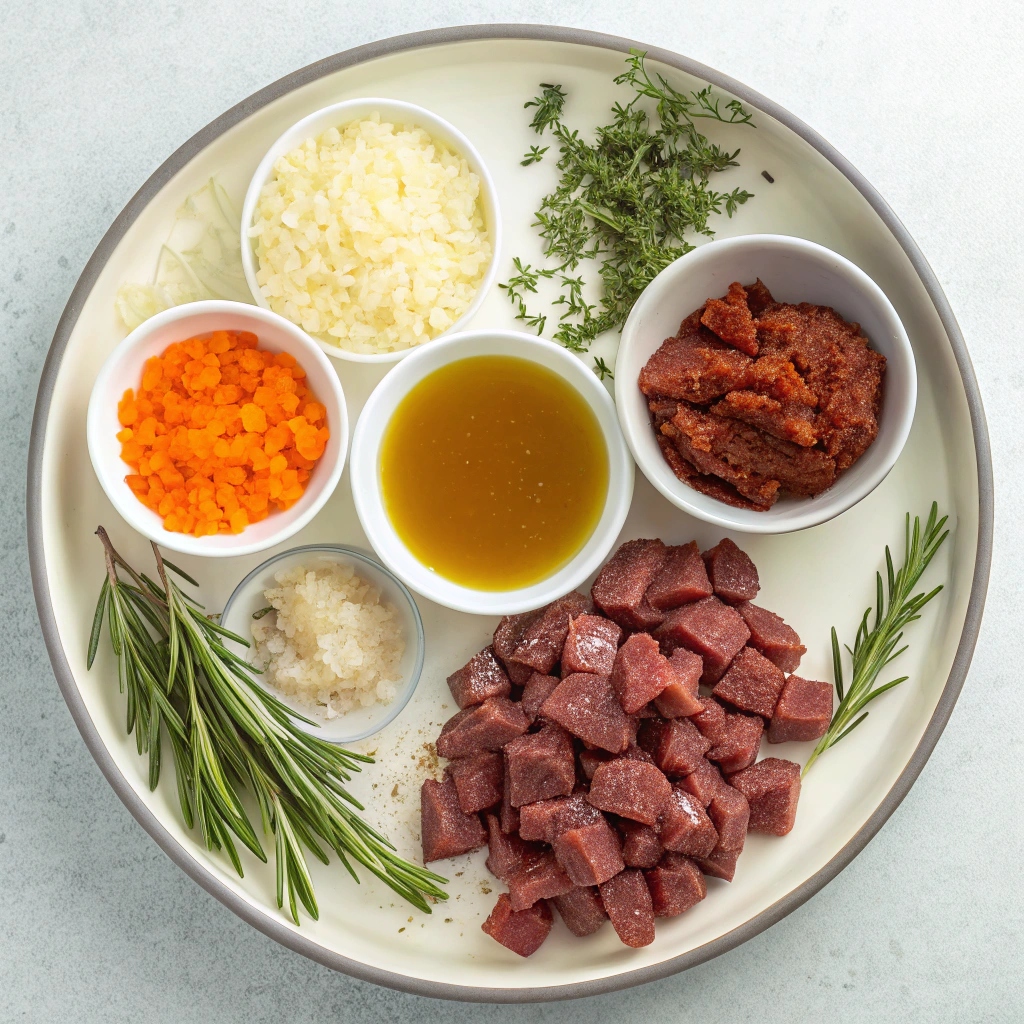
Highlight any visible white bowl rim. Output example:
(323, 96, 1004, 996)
(86, 299, 349, 558)
(615, 232, 918, 534)
(218, 543, 426, 745)
(239, 96, 502, 365)
(350, 328, 635, 615)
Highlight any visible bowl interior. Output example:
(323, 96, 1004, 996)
(616, 235, 917, 533)
(218, 545, 425, 744)
(86, 302, 348, 557)
(350, 331, 634, 615)
(239, 98, 502, 364)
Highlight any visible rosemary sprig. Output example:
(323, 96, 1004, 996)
(803, 504, 950, 776)
(503, 50, 755, 358)
(88, 527, 448, 922)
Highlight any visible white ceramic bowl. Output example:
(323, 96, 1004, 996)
(240, 98, 501, 365)
(87, 300, 348, 558)
(615, 234, 917, 533)
(350, 330, 635, 615)
(219, 544, 425, 744)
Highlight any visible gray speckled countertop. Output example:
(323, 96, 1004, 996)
(3, 1, 1021, 1020)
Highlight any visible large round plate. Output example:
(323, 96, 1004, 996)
(28, 25, 992, 1002)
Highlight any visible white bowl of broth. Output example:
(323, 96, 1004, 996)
(349, 331, 634, 615)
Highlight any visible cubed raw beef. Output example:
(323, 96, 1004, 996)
(653, 597, 750, 683)
(484, 812, 543, 882)
(552, 886, 608, 937)
(690, 696, 729, 745)
(638, 717, 711, 778)
(507, 850, 574, 911)
(599, 869, 656, 948)
(654, 648, 704, 718)
(562, 614, 623, 677)
(706, 785, 750, 852)
(578, 746, 613, 781)
(482, 893, 552, 957)
(500, 758, 520, 834)
(658, 788, 718, 858)
(702, 538, 760, 604)
(446, 647, 511, 708)
(617, 820, 664, 869)
(677, 758, 726, 807)
(707, 711, 763, 773)
(645, 541, 714, 610)
(436, 697, 529, 759)
(737, 602, 806, 673)
(610, 633, 676, 714)
(509, 592, 592, 674)
(588, 759, 672, 826)
(553, 818, 626, 886)
(520, 672, 562, 725)
(504, 724, 576, 807)
(712, 646, 787, 719)
(447, 751, 504, 814)
(591, 539, 668, 630)
(540, 673, 637, 753)
(645, 853, 708, 917)
(768, 675, 833, 743)
(493, 610, 543, 684)
(519, 792, 602, 843)
(728, 757, 801, 835)
(420, 776, 487, 863)
(694, 845, 740, 882)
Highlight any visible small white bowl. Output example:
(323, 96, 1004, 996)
(87, 300, 348, 558)
(240, 98, 502, 365)
(219, 545, 425, 745)
(615, 234, 917, 534)
(350, 330, 635, 616)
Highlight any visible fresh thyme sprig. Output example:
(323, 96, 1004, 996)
(503, 50, 755, 359)
(88, 527, 448, 922)
(803, 504, 950, 776)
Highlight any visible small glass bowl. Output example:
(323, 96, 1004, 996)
(219, 544, 425, 745)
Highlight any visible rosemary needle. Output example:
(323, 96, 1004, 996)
(88, 527, 448, 922)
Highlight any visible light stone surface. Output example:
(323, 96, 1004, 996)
(2, 1, 1022, 1020)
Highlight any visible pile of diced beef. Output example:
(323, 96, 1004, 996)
(420, 537, 834, 956)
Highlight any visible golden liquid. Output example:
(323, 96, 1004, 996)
(380, 356, 609, 591)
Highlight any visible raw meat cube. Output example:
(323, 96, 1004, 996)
(519, 792, 601, 843)
(694, 846, 740, 882)
(591, 539, 668, 630)
(420, 776, 487, 863)
(504, 724, 576, 807)
(713, 646, 787, 719)
(728, 757, 801, 835)
(552, 886, 608, 937)
(435, 697, 529, 760)
(702, 538, 760, 604)
(654, 648, 704, 718)
(562, 614, 623, 677)
(645, 853, 708, 917)
(610, 633, 676, 714)
(493, 610, 543, 684)
(617, 820, 664, 869)
(658, 788, 718, 858)
(677, 758, 727, 807)
(638, 717, 711, 778)
(540, 673, 637, 753)
(447, 751, 504, 814)
(446, 646, 511, 708)
(484, 813, 542, 882)
(588, 759, 672, 826)
(500, 757, 519, 834)
(707, 712, 764, 773)
(509, 592, 592, 674)
(645, 541, 714, 610)
(653, 597, 750, 683)
(737, 602, 806, 673)
(706, 785, 750, 852)
(701, 282, 759, 356)
(520, 672, 561, 725)
(482, 893, 552, 957)
(553, 818, 626, 886)
(690, 696, 729, 745)
(768, 675, 833, 743)
(577, 746, 613, 781)
(507, 851, 574, 911)
(599, 869, 656, 948)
